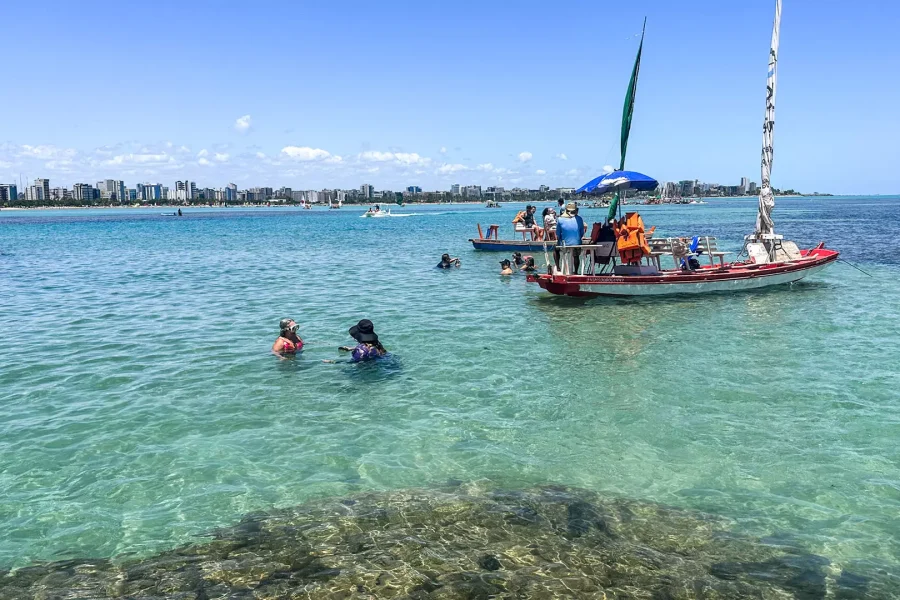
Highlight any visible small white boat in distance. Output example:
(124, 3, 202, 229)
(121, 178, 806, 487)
(361, 205, 391, 218)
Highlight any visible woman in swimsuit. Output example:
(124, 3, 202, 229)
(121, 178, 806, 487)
(272, 318, 304, 355)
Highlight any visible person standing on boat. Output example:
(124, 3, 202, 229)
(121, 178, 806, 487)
(272, 318, 304, 356)
(555, 202, 586, 273)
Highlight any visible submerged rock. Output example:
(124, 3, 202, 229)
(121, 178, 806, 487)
(0, 484, 895, 599)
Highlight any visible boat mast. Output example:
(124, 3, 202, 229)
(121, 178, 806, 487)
(606, 18, 646, 223)
(754, 0, 782, 238)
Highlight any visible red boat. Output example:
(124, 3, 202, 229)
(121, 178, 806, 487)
(528, 0, 838, 298)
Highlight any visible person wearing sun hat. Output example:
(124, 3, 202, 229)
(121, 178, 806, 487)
(338, 319, 387, 362)
(555, 201, 586, 272)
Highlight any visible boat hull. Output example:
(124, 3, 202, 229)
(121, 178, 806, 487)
(528, 248, 839, 297)
(470, 239, 556, 252)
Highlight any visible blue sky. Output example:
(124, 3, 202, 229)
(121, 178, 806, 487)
(1, 0, 898, 194)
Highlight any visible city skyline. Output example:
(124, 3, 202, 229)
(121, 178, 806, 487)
(2, 1, 898, 195)
(1, 172, 778, 206)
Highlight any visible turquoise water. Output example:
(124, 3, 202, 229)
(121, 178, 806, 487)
(1, 198, 899, 573)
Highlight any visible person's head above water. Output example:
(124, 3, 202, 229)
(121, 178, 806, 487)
(349, 319, 379, 344)
(557, 198, 565, 207)
(441, 253, 451, 262)
(279, 318, 298, 335)
(524, 256, 536, 268)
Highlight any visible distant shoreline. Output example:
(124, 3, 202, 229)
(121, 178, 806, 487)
(0, 195, 852, 211)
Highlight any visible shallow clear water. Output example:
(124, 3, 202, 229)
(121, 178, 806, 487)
(1, 198, 899, 572)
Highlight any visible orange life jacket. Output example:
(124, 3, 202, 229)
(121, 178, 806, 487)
(512, 211, 526, 224)
(615, 212, 651, 264)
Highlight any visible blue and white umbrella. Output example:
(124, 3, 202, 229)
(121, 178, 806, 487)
(575, 170, 658, 195)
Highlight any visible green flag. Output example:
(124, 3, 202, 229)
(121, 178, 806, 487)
(608, 18, 646, 222)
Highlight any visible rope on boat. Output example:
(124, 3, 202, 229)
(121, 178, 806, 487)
(837, 259, 873, 278)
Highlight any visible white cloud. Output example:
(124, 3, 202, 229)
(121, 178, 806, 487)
(437, 163, 469, 174)
(198, 158, 212, 166)
(197, 149, 209, 157)
(536, 169, 546, 175)
(476, 163, 494, 171)
(45, 160, 77, 172)
(393, 152, 428, 165)
(214, 153, 229, 162)
(602, 165, 615, 173)
(256, 152, 267, 159)
(105, 152, 173, 166)
(234, 114, 252, 133)
(281, 146, 333, 161)
(439, 147, 447, 154)
(555, 153, 568, 160)
(566, 168, 580, 176)
(177, 145, 191, 154)
(359, 150, 429, 166)
(19, 144, 77, 160)
(518, 151, 533, 163)
(359, 150, 394, 162)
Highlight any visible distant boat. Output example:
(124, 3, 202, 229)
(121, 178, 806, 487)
(485, 200, 501, 208)
(361, 206, 390, 218)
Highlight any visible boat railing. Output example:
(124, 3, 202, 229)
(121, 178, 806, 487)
(551, 243, 618, 276)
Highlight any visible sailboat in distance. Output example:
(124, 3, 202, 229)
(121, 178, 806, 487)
(528, 1, 839, 297)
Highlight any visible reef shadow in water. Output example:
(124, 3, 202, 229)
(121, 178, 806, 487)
(1, 483, 896, 599)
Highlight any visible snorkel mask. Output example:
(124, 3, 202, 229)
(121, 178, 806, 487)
(280, 318, 299, 334)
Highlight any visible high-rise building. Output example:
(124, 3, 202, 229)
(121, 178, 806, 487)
(749, 181, 758, 193)
(679, 180, 695, 196)
(72, 183, 95, 202)
(464, 185, 482, 198)
(740, 177, 749, 193)
(0, 184, 17, 203)
(450, 184, 461, 196)
(360, 184, 373, 199)
(539, 185, 549, 193)
(225, 183, 237, 202)
(35, 178, 50, 201)
(406, 186, 422, 194)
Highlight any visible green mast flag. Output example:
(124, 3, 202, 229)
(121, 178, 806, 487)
(608, 18, 646, 222)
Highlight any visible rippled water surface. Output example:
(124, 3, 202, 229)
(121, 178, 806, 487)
(1, 198, 899, 574)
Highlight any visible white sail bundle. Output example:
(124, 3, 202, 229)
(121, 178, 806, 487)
(755, 0, 782, 237)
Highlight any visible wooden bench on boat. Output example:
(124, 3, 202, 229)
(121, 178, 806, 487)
(696, 237, 730, 266)
(646, 236, 732, 269)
